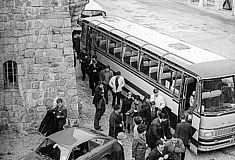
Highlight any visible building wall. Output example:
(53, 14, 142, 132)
(0, 0, 86, 133)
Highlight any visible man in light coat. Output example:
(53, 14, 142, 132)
(109, 71, 125, 106)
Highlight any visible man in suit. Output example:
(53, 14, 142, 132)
(109, 71, 125, 106)
(111, 132, 126, 160)
(175, 114, 192, 160)
(109, 104, 123, 138)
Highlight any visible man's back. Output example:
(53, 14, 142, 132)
(111, 141, 125, 160)
(175, 121, 192, 146)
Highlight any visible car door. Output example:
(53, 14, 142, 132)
(87, 138, 111, 160)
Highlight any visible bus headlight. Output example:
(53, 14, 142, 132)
(199, 129, 214, 138)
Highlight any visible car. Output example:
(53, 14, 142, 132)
(18, 127, 117, 160)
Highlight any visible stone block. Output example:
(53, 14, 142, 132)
(25, 49, 35, 58)
(13, 14, 26, 21)
(45, 42, 56, 48)
(16, 22, 26, 30)
(53, 35, 63, 43)
(63, 47, 73, 55)
(16, 36, 24, 44)
(63, 18, 71, 27)
(32, 81, 40, 89)
(5, 0, 15, 8)
(61, 27, 72, 34)
(0, 15, 9, 22)
(65, 55, 74, 62)
(13, 30, 24, 37)
(22, 114, 31, 123)
(36, 105, 46, 112)
(31, 0, 43, 7)
(37, 12, 70, 19)
(4, 45, 14, 52)
(27, 35, 38, 43)
(32, 20, 43, 29)
(32, 91, 42, 100)
(39, 28, 49, 35)
(35, 49, 44, 57)
(63, 34, 72, 41)
(51, 19, 63, 28)
(67, 88, 77, 96)
(44, 98, 54, 107)
(57, 79, 66, 86)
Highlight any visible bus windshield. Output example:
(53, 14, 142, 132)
(201, 76, 235, 114)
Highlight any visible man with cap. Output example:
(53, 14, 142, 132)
(111, 132, 126, 160)
(109, 104, 123, 138)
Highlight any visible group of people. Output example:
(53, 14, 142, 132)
(106, 87, 192, 160)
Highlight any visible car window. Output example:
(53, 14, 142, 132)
(89, 138, 105, 151)
(68, 142, 89, 160)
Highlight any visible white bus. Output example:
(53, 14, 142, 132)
(80, 16, 235, 154)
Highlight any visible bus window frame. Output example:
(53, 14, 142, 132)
(93, 29, 108, 52)
(122, 42, 140, 70)
(107, 36, 123, 60)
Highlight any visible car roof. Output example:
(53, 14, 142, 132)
(48, 127, 110, 149)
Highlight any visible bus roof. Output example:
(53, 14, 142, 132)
(83, 16, 235, 79)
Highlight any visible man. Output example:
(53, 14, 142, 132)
(111, 132, 126, 160)
(165, 134, 185, 160)
(150, 88, 165, 111)
(140, 94, 151, 130)
(99, 65, 113, 105)
(121, 92, 134, 131)
(109, 71, 125, 106)
(175, 114, 192, 160)
(88, 55, 102, 95)
(80, 51, 90, 81)
(147, 140, 170, 160)
(109, 104, 123, 138)
(93, 81, 105, 131)
(146, 113, 165, 150)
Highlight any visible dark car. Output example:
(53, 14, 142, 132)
(18, 127, 117, 160)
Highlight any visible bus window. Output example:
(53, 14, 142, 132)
(123, 45, 139, 69)
(139, 53, 159, 81)
(81, 23, 88, 45)
(95, 31, 107, 51)
(201, 76, 235, 114)
(108, 37, 122, 60)
(160, 64, 183, 97)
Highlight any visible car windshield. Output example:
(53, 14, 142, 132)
(201, 76, 235, 115)
(36, 138, 69, 160)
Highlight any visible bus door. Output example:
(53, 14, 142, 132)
(182, 75, 200, 154)
(190, 81, 201, 155)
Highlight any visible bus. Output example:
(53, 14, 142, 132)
(80, 16, 235, 154)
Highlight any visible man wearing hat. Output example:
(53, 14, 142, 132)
(109, 104, 123, 138)
(111, 132, 126, 160)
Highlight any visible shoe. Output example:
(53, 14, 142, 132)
(96, 128, 103, 131)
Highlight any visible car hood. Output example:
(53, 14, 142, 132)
(18, 152, 44, 160)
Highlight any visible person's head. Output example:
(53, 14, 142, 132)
(98, 81, 104, 88)
(150, 101, 156, 106)
(153, 88, 159, 96)
(134, 95, 141, 103)
(113, 104, 121, 113)
(137, 124, 146, 134)
(144, 94, 150, 102)
(156, 140, 165, 152)
(134, 116, 143, 125)
(117, 132, 126, 143)
(127, 92, 132, 99)
(116, 71, 121, 78)
(105, 65, 110, 72)
(56, 98, 63, 107)
(92, 55, 97, 63)
(158, 112, 167, 122)
(180, 114, 186, 122)
(171, 134, 178, 144)
(191, 91, 195, 98)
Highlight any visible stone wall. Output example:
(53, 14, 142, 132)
(0, 0, 87, 133)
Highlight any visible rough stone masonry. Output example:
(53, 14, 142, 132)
(0, 0, 88, 133)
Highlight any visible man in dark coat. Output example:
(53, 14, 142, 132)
(146, 112, 165, 150)
(175, 114, 192, 160)
(80, 51, 90, 81)
(54, 98, 67, 132)
(93, 81, 106, 131)
(109, 104, 123, 139)
(140, 94, 151, 130)
(121, 92, 133, 131)
(88, 55, 102, 95)
(147, 140, 171, 160)
(38, 108, 57, 136)
(111, 132, 126, 160)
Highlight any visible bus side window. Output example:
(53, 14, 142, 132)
(108, 37, 122, 60)
(139, 53, 159, 81)
(96, 32, 107, 51)
(123, 45, 139, 69)
(160, 64, 173, 89)
(170, 71, 183, 97)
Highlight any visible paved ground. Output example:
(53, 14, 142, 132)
(96, 0, 235, 60)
